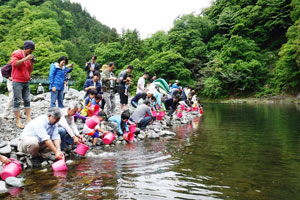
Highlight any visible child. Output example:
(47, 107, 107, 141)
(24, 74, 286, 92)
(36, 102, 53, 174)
(80, 89, 97, 117)
(88, 94, 102, 117)
(107, 110, 130, 136)
(125, 75, 133, 96)
(83, 111, 108, 148)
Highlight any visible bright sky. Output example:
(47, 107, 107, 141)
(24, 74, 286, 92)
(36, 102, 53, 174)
(70, 0, 212, 39)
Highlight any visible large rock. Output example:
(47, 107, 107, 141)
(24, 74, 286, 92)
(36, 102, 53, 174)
(0, 141, 8, 148)
(0, 181, 8, 193)
(161, 131, 176, 136)
(33, 94, 45, 102)
(0, 144, 11, 154)
(5, 177, 24, 187)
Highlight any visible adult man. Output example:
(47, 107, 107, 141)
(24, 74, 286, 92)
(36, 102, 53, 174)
(118, 65, 133, 112)
(18, 107, 63, 167)
(101, 62, 117, 117)
(149, 74, 157, 83)
(136, 72, 149, 94)
(85, 55, 100, 79)
(83, 70, 101, 98)
(58, 101, 83, 150)
(37, 83, 44, 94)
(11, 40, 35, 129)
(131, 100, 153, 130)
(172, 80, 180, 89)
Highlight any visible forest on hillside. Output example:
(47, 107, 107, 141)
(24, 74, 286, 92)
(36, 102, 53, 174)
(0, 0, 299, 98)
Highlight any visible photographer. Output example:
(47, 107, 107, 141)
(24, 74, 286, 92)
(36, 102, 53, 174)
(11, 40, 36, 129)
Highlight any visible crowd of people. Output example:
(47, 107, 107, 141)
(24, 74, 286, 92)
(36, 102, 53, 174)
(0, 40, 202, 167)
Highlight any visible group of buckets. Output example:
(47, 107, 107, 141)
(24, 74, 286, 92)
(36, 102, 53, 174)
(152, 110, 165, 120)
(178, 105, 204, 118)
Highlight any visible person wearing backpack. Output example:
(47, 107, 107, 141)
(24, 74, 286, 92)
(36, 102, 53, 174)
(11, 40, 35, 129)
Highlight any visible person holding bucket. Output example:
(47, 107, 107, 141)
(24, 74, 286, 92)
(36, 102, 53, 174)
(82, 111, 108, 148)
(18, 107, 64, 168)
(130, 100, 153, 130)
(164, 94, 180, 117)
(108, 110, 130, 136)
(0, 154, 10, 164)
(58, 101, 84, 151)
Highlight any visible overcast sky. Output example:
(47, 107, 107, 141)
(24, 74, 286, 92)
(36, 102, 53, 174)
(70, 0, 212, 39)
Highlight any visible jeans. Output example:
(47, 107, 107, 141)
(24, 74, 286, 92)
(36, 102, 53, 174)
(50, 90, 64, 108)
(58, 127, 74, 150)
(138, 116, 152, 130)
(13, 81, 30, 111)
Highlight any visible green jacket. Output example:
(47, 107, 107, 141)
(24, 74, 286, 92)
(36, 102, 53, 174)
(101, 69, 116, 92)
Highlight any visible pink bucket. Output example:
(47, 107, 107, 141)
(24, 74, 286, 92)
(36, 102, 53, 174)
(52, 156, 68, 172)
(86, 115, 100, 129)
(75, 142, 89, 156)
(1, 158, 22, 180)
(159, 111, 165, 117)
(152, 111, 157, 117)
(129, 124, 136, 133)
(102, 132, 115, 145)
(192, 107, 198, 111)
(186, 107, 191, 112)
(177, 112, 183, 118)
(123, 132, 134, 142)
(200, 108, 204, 115)
(180, 104, 185, 111)
(157, 115, 163, 120)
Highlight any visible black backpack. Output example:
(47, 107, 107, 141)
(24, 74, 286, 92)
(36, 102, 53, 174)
(1, 63, 12, 78)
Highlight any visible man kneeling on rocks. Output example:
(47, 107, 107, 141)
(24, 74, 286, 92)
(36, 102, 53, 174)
(18, 107, 64, 167)
(130, 100, 153, 130)
(58, 101, 83, 151)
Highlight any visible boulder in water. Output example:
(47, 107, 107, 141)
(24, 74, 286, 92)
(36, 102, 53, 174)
(0, 181, 8, 193)
(5, 177, 24, 187)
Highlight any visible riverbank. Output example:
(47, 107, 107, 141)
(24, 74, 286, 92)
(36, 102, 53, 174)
(0, 88, 202, 192)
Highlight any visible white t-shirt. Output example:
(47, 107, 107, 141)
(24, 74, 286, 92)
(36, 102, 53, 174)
(136, 76, 145, 94)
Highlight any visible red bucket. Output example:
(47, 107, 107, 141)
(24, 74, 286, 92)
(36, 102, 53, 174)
(157, 115, 163, 120)
(1, 158, 22, 180)
(129, 124, 136, 133)
(186, 107, 191, 112)
(152, 111, 157, 117)
(123, 132, 134, 142)
(52, 155, 67, 172)
(86, 115, 100, 129)
(177, 112, 183, 118)
(200, 108, 204, 115)
(102, 132, 115, 145)
(180, 104, 185, 111)
(75, 142, 89, 156)
(192, 107, 198, 111)
(159, 111, 165, 117)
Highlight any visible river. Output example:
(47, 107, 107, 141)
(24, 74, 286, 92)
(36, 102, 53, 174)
(3, 103, 300, 199)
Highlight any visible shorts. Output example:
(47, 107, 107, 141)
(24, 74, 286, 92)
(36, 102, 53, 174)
(118, 86, 128, 104)
(86, 130, 100, 138)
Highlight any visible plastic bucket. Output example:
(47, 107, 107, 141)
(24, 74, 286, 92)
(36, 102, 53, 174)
(152, 111, 157, 117)
(180, 105, 185, 111)
(52, 156, 68, 172)
(86, 115, 100, 129)
(192, 107, 198, 111)
(1, 158, 22, 180)
(102, 132, 115, 145)
(157, 115, 163, 120)
(129, 124, 136, 133)
(186, 107, 191, 112)
(123, 132, 134, 142)
(75, 142, 89, 156)
(159, 111, 165, 117)
(200, 108, 204, 115)
(177, 112, 183, 118)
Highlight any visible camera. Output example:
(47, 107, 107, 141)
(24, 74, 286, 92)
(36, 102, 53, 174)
(31, 56, 37, 62)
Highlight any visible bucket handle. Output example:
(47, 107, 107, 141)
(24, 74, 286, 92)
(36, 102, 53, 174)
(2, 158, 21, 168)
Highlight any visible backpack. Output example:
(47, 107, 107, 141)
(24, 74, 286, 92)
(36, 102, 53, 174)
(1, 63, 12, 79)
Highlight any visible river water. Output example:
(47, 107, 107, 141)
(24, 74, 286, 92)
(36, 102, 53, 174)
(3, 103, 300, 199)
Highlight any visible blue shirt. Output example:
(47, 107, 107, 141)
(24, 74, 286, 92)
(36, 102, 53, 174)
(20, 115, 60, 142)
(172, 83, 179, 89)
(108, 115, 129, 135)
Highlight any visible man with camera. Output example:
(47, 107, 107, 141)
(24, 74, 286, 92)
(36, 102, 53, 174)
(11, 40, 36, 129)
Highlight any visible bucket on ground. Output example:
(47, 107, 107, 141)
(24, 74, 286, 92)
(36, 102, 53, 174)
(75, 141, 89, 156)
(177, 112, 183, 118)
(159, 111, 165, 117)
(123, 132, 135, 142)
(52, 155, 68, 172)
(180, 104, 185, 111)
(200, 108, 204, 115)
(129, 124, 136, 133)
(152, 111, 157, 117)
(157, 115, 163, 120)
(186, 107, 191, 112)
(86, 115, 100, 129)
(192, 107, 198, 111)
(102, 132, 115, 145)
(1, 158, 22, 181)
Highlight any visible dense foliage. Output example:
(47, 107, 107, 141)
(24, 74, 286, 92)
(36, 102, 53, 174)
(0, 0, 299, 98)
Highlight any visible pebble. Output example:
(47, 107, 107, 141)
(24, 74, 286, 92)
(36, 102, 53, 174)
(41, 161, 48, 168)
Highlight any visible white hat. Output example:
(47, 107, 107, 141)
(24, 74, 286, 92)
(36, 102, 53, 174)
(175, 80, 179, 83)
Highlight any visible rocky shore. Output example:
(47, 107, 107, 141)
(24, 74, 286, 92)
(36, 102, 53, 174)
(0, 88, 201, 191)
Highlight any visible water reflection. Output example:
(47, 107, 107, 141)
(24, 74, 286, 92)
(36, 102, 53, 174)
(4, 103, 300, 199)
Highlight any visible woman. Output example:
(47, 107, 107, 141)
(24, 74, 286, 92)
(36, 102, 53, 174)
(49, 56, 73, 108)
